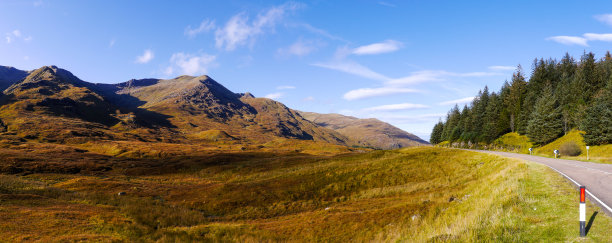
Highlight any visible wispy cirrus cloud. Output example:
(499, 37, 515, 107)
(276, 85, 296, 90)
(439, 96, 475, 106)
(135, 49, 154, 64)
(343, 87, 419, 100)
(312, 60, 390, 81)
(488, 65, 515, 71)
(352, 40, 403, 55)
(264, 92, 284, 99)
(583, 33, 612, 42)
(363, 103, 428, 112)
(546, 36, 588, 46)
(185, 19, 215, 38)
(314, 56, 502, 100)
(215, 2, 303, 51)
(165, 52, 217, 76)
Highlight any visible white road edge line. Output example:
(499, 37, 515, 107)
(542, 163, 612, 215)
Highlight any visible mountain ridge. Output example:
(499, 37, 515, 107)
(0, 65, 426, 149)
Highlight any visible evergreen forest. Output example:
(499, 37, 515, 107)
(430, 51, 612, 146)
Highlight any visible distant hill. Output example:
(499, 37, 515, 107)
(299, 111, 429, 149)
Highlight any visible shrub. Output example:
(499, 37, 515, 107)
(559, 141, 581, 156)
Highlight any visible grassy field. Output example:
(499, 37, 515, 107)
(0, 146, 611, 242)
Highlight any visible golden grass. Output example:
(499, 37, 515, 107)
(1, 147, 611, 241)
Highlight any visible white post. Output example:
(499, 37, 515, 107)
(586, 146, 590, 160)
(529, 147, 532, 155)
(580, 186, 586, 237)
(554, 149, 559, 159)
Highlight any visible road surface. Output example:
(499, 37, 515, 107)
(473, 150, 612, 216)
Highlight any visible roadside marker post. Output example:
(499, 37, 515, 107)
(580, 186, 586, 237)
(586, 146, 590, 160)
(554, 149, 559, 159)
(528, 147, 532, 155)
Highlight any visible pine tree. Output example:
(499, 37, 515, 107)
(430, 120, 445, 144)
(527, 85, 564, 145)
(506, 66, 527, 132)
(580, 80, 612, 145)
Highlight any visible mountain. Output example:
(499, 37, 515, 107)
(298, 111, 429, 149)
(0, 65, 426, 149)
(0, 66, 347, 146)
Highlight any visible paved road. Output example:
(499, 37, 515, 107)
(472, 150, 612, 216)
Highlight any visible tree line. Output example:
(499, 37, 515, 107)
(430, 51, 612, 146)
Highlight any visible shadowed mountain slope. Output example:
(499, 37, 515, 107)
(299, 111, 429, 149)
(0, 66, 29, 91)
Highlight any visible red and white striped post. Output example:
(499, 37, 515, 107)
(580, 186, 586, 237)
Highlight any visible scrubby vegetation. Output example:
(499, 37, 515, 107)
(559, 141, 582, 156)
(1, 146, 611, 241)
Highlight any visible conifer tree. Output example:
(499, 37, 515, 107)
(506, 66, 527, 132)
(430, 120, 444, 144)
(526, 85, 564, 145)
(580, 80, 612, 145)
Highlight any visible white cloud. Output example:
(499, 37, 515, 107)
(352, 40, 403, 55)
(313, 57, 502, 101)
(488, 65, 515, 71)
(278, 39, 319, 57)
(167, 52, 217, 76)
(595, 14, 612, 26)
(33, 0, 43, 7)
(312, 61, 390, 81)
(439, 96, 475, 105)
(109, 38, 116, 48)
(185, 19, 215, 38)
(583, 33, 612, 42)
(387, 70, 500, 86)
(215, 2, 302, 51)
(387, 70, 446, 85)
(135, 49, 154, 64)
(303, 96, 315, 101)
(276, 85, 296, 90)
(5, 29, 31, 44)
(343, 87, 419, 100)
(264, 92, 284, 99)
(363, 103, 429, 111)
(546, 36, 588, 46)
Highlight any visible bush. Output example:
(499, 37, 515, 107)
(559, 141, 581, 156)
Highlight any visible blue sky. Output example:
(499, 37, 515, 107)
(2, 0, 612, 140)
